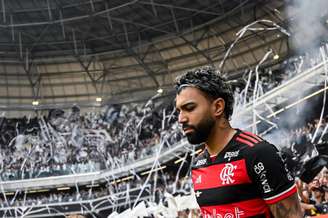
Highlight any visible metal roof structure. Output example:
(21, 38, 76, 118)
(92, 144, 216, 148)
(0, 0, 289, 115)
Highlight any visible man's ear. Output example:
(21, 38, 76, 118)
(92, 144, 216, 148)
(212, 98, 225, 118)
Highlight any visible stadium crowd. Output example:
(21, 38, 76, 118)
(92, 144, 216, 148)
(297, 169, 328, 217)
(0, 102, 182, 181)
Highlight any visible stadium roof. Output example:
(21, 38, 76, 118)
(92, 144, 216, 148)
(0, 0, 288, 114)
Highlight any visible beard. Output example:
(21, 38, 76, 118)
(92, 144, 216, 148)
(184, 115, 215, 144)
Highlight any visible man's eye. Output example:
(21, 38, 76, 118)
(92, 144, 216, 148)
(185, 106, 195, 111)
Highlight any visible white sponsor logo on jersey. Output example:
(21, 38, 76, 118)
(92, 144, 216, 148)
(195, 158, 207, 166)
(254, 162, 272, 193)
(224, 150, 240, 161)
(203, 207, 244, 218)
(220, 163, 237, 185)
(195, 190, 202, 198)
(195, 175, 202, 184)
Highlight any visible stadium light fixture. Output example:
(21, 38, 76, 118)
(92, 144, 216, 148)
(190, 148, 203, 156)
(273, 54, 279, 60)
(111, 179, 121, 184)
(86, 184, 99, 188)
(57, 187, 70, 191)
(174, 157, 186, 164)
(32, 100, 39, 106)
(121, 176, 134, 181)
(141, 166, 166, 175)
(96, 97, 102, 102)
(5, 192, 14, 195)
(35, 189, 50, 193)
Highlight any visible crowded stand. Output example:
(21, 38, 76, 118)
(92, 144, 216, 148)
(297, 170, 328, 217)
(0, 171, 192, 208)
(0, 102, 182, 181)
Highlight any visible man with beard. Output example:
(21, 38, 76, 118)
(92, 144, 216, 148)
(175, 66, 302, 218)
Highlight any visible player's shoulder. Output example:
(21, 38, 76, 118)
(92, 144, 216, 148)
(234, 130, 278, 153)
(234, 130, 265, 147)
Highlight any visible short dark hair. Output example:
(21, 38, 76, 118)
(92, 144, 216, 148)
(175, 66, 234, 119)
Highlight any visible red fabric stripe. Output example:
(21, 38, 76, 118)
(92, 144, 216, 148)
(200, 198, 270, 218)
(264, 185, 297, 204)
(192, 159, 251, 190)
(239, 133, 259, 143)
(236, 137, 255, 147)
(243, 131, 263, 141)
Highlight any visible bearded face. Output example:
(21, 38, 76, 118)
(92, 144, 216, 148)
(182, 114, 215, 144)
(176, 87, 221, 145)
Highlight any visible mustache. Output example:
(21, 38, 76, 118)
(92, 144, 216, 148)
(182, 124, 196, 130)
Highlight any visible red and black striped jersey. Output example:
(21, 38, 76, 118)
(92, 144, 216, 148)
(191, 129, 296, 218)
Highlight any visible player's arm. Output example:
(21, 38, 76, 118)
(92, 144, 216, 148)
(268, 192, 303, 218)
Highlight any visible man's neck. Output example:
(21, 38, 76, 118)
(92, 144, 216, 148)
(205, 119, 236, 156)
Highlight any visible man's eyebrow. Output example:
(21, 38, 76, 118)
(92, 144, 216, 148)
(177, 102, 196, 110)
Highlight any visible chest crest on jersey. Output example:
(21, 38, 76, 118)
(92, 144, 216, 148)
(192, 159, 251, 190)
(220, 163, 237, 185)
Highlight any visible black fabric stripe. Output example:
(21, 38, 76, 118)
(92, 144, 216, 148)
(195, 183, 261, 206)
(250, 214, 268, 218)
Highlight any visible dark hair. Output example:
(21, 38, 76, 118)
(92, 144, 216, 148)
(175, 66, 234, 119)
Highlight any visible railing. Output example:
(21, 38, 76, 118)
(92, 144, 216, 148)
(0, 186, 152, 218)
(232, 59, 328, 129)
(0, 140, 188, 191)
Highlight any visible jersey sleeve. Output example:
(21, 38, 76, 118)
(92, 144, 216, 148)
(246, 141, 297, 204)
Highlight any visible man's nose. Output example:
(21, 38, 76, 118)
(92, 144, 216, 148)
(178, 112, 187, 124)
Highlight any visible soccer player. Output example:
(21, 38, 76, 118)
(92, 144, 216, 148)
(175, 66, 302, 218)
